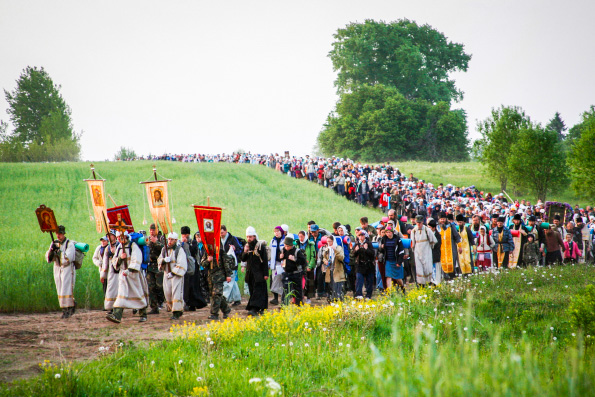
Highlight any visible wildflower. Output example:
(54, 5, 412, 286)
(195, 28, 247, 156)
(55, 373, 61, 379)
(289, 342, 293, 347)
(550, 327, 554, 331)
(249, 378, 262, 384)
(346, 344, 350, 348)
(361, 336, 365, 341)
(304, 343, 309, 347)
(339, 342, 343, 346)
(209, 363, 214, 368)
(118, 342, 123, 347)
(572, 333, 576, 337)
(255, 343, 259, 347)
(209, 341, 214, 345)
(472, 339, 477, 343)
(464, 327, 468, 331)
(151, 361, 155, 365)
(553, 337, 557, 341)
(179, 360, 183, 365)
(435, 340, 439, 343)
(197, 377, 203, 382)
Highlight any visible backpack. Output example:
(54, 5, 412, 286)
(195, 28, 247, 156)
(66, 240, 87, 270)
(255, 240, 271, 262)
(176, 243, 196, 276)
(129, 232, 150, 270)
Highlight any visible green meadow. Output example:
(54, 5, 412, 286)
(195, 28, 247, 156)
(0, 161, 381, 312)
(3, 265, 595, 395)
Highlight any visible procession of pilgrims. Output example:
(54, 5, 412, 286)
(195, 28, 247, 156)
(47, 175, 594, 321)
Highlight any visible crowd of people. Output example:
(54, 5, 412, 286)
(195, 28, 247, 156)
(43, 152, 595, 320)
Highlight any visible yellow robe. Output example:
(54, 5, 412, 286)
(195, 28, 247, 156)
(440, 227, 454, 273)
(457, 227, 472, 274)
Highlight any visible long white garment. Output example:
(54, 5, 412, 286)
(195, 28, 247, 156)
(223, 246, 242, 303)
(102, 242, 119, 310)
(92, 244, 104, 272)
(411, 225, 437, 284)
(46, 239, 76, 308)
(113, 242, 149, 310)
(158, 244, 187, 312)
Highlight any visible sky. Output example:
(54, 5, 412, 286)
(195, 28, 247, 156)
(1, 0, 594, 161)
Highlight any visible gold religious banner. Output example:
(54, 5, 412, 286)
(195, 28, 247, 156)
(84, 164, 109, 233)
(140, 166, 172, 234)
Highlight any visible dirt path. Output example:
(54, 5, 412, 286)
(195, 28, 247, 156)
(0, 302, 255, 384)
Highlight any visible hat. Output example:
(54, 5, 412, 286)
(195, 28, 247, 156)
(150, 223, 157, 230)
(100, 236, 108, 242)
(497, 216, 505, 223)
(415, 215, 424, 223)
(116, 230, 129, 238)
(527, 234, 535, 240)
(428, 219, 437, 228)
(57, 225, 66, 234)
(528, 215, 536, 222)
(284, 235, 294, 246)
(246, 226, 257, 237)
(439, 212, 447, 219)
(513, 214, 522, 221)
(491, 213, 499, 219)
(310, 224, 319, 232)
(456, 214, 465, 222)
(281, 224, 289, 233)
(554, 215, 561, 221)
(167, 232, 179, 240)
(181, 226, 191, 235)
(109, 229, 117, 236)
(447, 213, 454, 221)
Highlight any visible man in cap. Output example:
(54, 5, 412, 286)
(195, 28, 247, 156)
(92, 235, 110, 297)
(491, 217, 515, 269)
(280, 234, 306, 305)
(410, 215, 437, 286)
(158, 232, 187, 320)
(201, 243, 233, 320)
(437, 212, 462, 279)
(146, 223, 165, 314)
(241, 226, 269, 316)
(106, 231, 149, 323)
(45, 225, 77, 318)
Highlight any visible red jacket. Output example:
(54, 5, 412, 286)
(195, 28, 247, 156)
(563, 241, 581, 259)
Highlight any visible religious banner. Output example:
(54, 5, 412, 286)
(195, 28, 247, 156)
(36, 204, 59, 233)
(107, 205, 135, 232)
(86, 179, 108, 233)
(193, 205, 223, 262)
(141, 166, 173, 235)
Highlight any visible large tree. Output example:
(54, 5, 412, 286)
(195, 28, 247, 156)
(545, 111, 567, 141)
(329, 19, 471, 103)
(473, 106, 531, 192)
(317, 84, 468, 162)
(1, 66, 80, 162)
(508, 124, 568, 202)
(567, 107, 595, 200)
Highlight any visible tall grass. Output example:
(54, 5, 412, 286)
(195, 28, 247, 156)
(3, 264, 594, 395)
(0, 161, 381, 312)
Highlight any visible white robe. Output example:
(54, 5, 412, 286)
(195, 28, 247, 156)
(101, 243, 119, 310)
(411, 225, 437, 284)
(158, 244, 187, 312)
(113, 242, 149, 310)
(46, 239, 76, 308)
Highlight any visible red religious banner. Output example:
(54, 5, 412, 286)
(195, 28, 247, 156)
(193, 205, 223, 262)
(107, 205, 135, 232)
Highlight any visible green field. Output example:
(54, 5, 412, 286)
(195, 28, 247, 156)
(0, 161, 382, 312)
(3, 265, 595, 395)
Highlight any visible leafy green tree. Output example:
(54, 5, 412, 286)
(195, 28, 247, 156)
(545, 111, 567, 141)
(329, 19, 471, 103)
(568, 107, 595, 200)
(317, 84, 468, 162)
(508, 124, 568, 202)
(473, 106, 531, 191)
(2, 66, 81, 162)
(566, 106, 594, 148)
(114, 147, 137, 161)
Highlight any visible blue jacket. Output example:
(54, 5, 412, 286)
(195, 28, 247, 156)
(491, 227, 515, 252)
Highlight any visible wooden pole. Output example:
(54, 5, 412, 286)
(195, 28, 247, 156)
(90, 163, 97, 180)
(207, 196, 210, 207)
(108, 194, 117, 207)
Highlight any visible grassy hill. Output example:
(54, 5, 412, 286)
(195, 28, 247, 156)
(0, 161, 382, 312)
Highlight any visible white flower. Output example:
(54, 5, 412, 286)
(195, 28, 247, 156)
(206, 337, 211, 342)
(523, 331, 527, 334)
(281, 344, 286, 347)
(249, 377, 262, 383)
(323, 328, 327, 332)
(205, 331, 210, 336)
(209, 341, 214, 345)
(151, 361, 155, 365)
(339, 342, 343, 346)
(209, 363, 214, 368)
(553, 337, 557, 341)
(55, 373, 61, 379)
(389, 301, 394, 306)
(435, 340, 439, 343)
(304, 343, 309, 347)
(289, 342, 293, 347)
(346, 344, 350, 348)
(464, 327, 468, 331)
(197, 377, 203, 382)
(472, 339, 478, 343)
(550, 327, 554, 331)
(361, 336, 365, 341)
(118, 342, 123, 347)
(304, 322, 309, 326)
(179, 360, 183, 365)
(255, 343, 259, 347)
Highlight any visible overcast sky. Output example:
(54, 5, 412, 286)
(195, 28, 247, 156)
(1, 0, 594, 161)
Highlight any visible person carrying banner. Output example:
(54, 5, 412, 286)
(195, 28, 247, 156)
(146, 223, 165, 314)
(201, 246, 233, 320)
(158, 232, 187, 320)
(45, 225, 77, 319)
(106, 231, 149, 324)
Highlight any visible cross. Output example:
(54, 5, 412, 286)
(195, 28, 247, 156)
(109, 213, 133, 235)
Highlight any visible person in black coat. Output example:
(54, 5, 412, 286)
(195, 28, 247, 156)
(181, 226, 207, 311)
(241, 227, 269, 316)
(352, 231, 376, 299)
